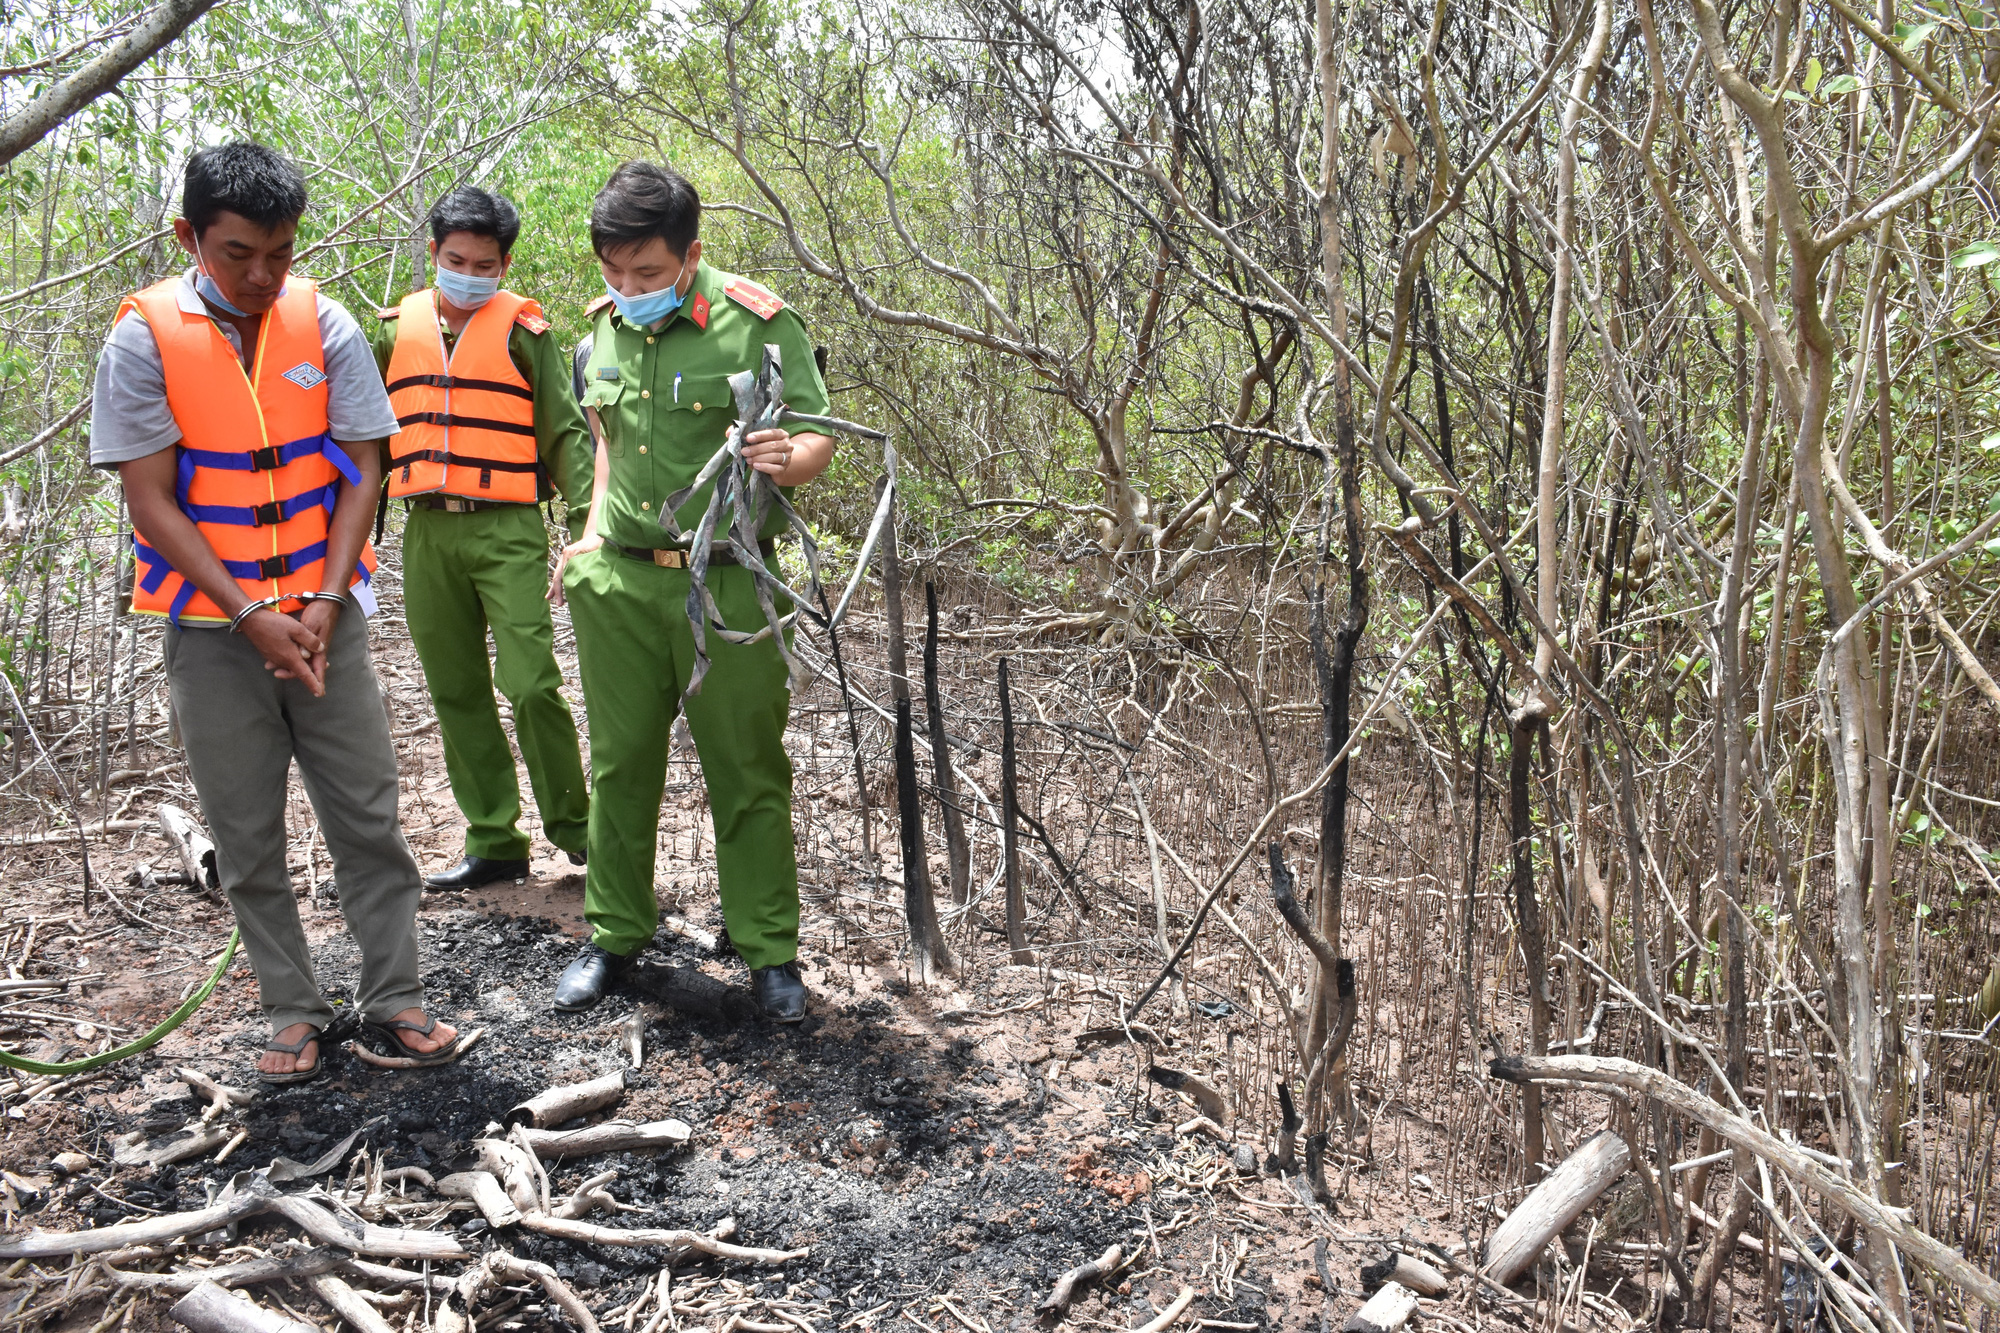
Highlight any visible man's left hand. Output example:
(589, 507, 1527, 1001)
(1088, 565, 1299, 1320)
(292, 596, 343, 686)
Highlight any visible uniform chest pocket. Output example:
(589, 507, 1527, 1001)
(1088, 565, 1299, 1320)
(579, 378, 625, 456)
(662, 375, 736, 420)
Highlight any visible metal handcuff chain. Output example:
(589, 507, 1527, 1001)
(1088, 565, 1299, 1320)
(656, 343, 893, 703)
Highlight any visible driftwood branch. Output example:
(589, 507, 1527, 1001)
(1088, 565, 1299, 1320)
(1490, 1054, 2000, 1314)
(490, 1252, 601, 1333)
(348, 1027, 485, 1069)
(507, 1069, 629, 1128)
(1343, 1283, 1419, 1333)
(515, 1119, 691, 1160)
(169, 1279, 315, 1333)
(1481, 1128, 1630, 1284)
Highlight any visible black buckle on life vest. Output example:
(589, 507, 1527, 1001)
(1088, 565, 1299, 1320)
(254, 553, 294, 580)
(249, 445, 284, 471)
(250, 500, 285, 527)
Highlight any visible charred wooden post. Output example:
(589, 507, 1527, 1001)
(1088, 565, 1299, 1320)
(1304, 1131, 1335, 1207)
(894, 695, 952, 979)
(1505, 706, 1554, 1172)
(1270, 844, 1357, 1109)
(923, 582, 971, 905)
(1275, 1082, 1302, 1173)
(1147, 1066, 1228, 1126)
(628, 962, 758, 1024)
(817, 592, 873, 866)
(998, 656, 1032, 963)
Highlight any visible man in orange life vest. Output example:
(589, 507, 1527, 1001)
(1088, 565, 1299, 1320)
(370, 188, 592, 890)
(90, 142, 460, 1084)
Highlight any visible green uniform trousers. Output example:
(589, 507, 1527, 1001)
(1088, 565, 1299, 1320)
(403, 504, 589, 861)
(164, 605, 426, 1034)
(563, 545, 799, 967)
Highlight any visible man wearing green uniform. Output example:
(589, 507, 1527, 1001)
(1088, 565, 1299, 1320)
(552, 161, 833, 1019)
(371, 188, 592, 890)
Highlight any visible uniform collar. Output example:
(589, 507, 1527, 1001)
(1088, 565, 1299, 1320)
(611, 260, 717, 334)
(174, 272, 210, 316)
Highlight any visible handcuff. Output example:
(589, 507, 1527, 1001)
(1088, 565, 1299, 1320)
(229, 590, 347, 633)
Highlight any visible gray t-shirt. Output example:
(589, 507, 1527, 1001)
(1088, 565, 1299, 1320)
(89, 274, 399, 468)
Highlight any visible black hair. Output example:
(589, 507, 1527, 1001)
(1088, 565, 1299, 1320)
(429, 186, 522, 256)
(590, 161, 699, 259)
(181, 142, 308, 238)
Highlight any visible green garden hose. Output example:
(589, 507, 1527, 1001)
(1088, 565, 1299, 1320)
(0, 928, 240, 1076)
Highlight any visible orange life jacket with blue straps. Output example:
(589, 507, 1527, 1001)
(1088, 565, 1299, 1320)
(383, 289, 544, 502)
(121, 277, 374, 626)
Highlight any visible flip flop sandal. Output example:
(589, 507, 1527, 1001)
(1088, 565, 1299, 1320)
(356, 1015, 464, 1067)
(258, 1027, 325, 1086)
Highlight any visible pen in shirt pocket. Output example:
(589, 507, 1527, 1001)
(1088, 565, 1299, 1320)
(674, 372, 681, 403)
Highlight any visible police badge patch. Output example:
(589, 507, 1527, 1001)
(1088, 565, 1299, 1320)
(282, 362, 327, 390)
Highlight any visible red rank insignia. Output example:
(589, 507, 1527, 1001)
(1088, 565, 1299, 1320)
(690, 292, 710, 329)
(724, 278, 785, 320)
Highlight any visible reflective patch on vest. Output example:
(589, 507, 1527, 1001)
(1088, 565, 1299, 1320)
(282, 362, 327, 390)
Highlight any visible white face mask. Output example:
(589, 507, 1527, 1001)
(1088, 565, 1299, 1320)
(436, 267, 501, 310)
(191, 235, 251, 317)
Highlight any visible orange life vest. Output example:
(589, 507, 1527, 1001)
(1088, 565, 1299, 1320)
(123, 278, 374, 627)
(383, 289, 543, 502)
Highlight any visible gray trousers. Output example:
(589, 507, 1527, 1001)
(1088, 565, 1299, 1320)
(163, 605, 425, 1034)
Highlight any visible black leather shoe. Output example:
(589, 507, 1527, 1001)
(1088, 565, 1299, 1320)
(751, 961, 808, 1024)
(554, 943, 633, 1012)
(424, 856, 529, 891)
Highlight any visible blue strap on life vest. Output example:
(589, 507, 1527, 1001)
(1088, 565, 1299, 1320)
(180, 484, 339, 529)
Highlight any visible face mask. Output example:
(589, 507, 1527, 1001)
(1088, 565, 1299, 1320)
(436, 267, 501, 311)
(191, 235, 252, 318)
(606, 256, 688, 328)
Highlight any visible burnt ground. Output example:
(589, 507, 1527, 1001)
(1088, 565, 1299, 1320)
(0, 567, 1405, 1333)
(0, 554, 1783, 1333)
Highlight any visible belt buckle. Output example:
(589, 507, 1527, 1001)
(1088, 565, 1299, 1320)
(447, 499, 471, 514)
(651, 548, 686, 569)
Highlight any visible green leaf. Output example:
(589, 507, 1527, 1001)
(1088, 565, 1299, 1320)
(1981, 432, 2000, 451)
(1951, 240, 2000, 268)
(1820, 73, 1861, 98)
(1803, 57, 1824, 94)
(1781, 89, 1810, 103)
(1984, 537, 2000, 556)
(1897, 20, 1940, 49)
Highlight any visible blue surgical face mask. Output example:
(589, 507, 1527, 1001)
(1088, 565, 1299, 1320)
(606, 256, 688, 328)
(191, 235, 252, 318)
(436, 266, 501, 311)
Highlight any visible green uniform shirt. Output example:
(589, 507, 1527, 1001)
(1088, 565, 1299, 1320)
(369, 296, 594, 515)
(576, 261, 828, 551)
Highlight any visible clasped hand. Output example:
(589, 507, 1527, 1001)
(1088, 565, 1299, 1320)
(243, 598, 340, 696)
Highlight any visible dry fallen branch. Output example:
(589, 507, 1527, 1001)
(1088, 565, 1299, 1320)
(1490, 1055, 2000, 1313)
(1359, 1252, 1449, 1298)
(515, 1119, 691, 1161)
(1038, 1243, 1122, 1316)
(1343, 1284, 1419, 1333)
(305, 1273, 396, 1333)
(518, 1212, 806, 1264)
(0, 1179, 467, 1260)
(490, 1252, 601, 1333)
(507, 1069, 629, 1128)
(1146, 1067, 1228, 1126)
(173, 1067, 254, 1122)
(1480, 1129, 1630, 1284)
(169, 1279, 314, 1333)
(1135, 1285, 1196, 1333)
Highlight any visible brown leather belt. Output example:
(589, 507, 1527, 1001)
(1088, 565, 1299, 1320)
(410, 496, 530, 513)
(604, 539, 775, 569)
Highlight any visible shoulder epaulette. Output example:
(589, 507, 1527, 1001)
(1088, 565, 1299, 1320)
(585, 293, 615, 317)
(515, 304, 550, 335)
(723, 276, 786, 321)
(377, 306, 401, 320)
